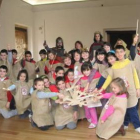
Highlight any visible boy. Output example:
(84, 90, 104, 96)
(65, 68, 74, 88)
(49, 66, 65, 84)
(101, 45, 140, 133)
(22, 51, 36, 80)
(0, 49, 13, 80)
(0, 65, 17, 118)
(31, 78, 63, 131)
(36, 49, 47, 76)
(12, 49, 18, 64)
(55, 76, 77, 130)
(45, 50, 63, 75)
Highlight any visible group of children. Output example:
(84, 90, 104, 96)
(0, 33, 140, 139)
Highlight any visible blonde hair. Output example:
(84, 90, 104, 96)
(111, 77, 128, 97)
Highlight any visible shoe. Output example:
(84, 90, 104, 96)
(135, 127, 140, 133)
(124, 126, 128, 130)
(88, 123, 96, 129)
(87, 119, 91, 123)
(119, 125, 125, 136)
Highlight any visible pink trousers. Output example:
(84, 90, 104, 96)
(84, 106, 97, 125)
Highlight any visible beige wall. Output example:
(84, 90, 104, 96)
(33, 0, 140, 60)
(0, 0, 140, 61)
(0, 0, 33, 53)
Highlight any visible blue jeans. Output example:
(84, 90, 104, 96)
(124, 105, 140, 129)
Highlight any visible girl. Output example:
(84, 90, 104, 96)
(73, 49, 82, 79)
(55, 76, 78, 130)
(7, 69, 32, 118)
(30, 78, 63, 131)
(96, 78, 128, 140)
(81, 48, 90, 63)
(79, 62, 101, 128)
(63, 54, 74, 72)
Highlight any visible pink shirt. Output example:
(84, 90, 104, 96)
(101, 93, 127, 121)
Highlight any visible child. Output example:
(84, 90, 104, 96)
(96, 78, 128, 139)
(103, 42, 115, 53)
(31, 78, 63, 131)
(55, 76, 78, 130)
(137, 42, 140, 55)
(7, 69, 32, 118)
(36, 49, 47, 76)
(12, 49, 18, 64)
(21, 51, 36, 80)
(49, 66, 65, 84)
(79, 62, 101, 128)
(0, 49, 13, 80)
(63, 54, 74, 72)
(101, 45, 140, 133)
(45, 50, 63, 75)
(0, 65, 17, 118)
(81, 48, 90, 63)
(65, 69, 74, 88)
(73, 49, 82, 79)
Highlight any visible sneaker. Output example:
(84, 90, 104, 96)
(88, 123, 96, 129)
(135, 127, 140, 133)
(87, 119, 91, 123)
(124, 126, 128, 130)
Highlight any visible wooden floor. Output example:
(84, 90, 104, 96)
(0, 116, 140, 140)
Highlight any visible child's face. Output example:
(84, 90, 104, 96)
(137, 47, 140, 51)
(97, 54, 105, 62)
(44, 78, 50, 87)
(115, 49, 125, 61)
(56, 70, 64, 77)
(19, 73, 26, 82)
(74, 52, 80, 62)
(12, 53, 17, 59)
(0, 53, 7, 61)
(57, 80, 65, 90)
(67, 72, 74, 81)
(40, 54, 46, 59)
(25, 54, 32, 61)
(64, 57, 71, 66)
(48, 53, 55, 60)
(82, 52, 89, 60)
(107, 56, 116, 65)
(111, 83, 120, 95)
(0, 68, 7, 78)
(35, 81, 44, 91)
(104, 45, 110, 53)
(82, 69, 91, 77)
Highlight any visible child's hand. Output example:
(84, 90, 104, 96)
(133, 34, 139, 46)
(57, 93, 64, 99)
(55, 99, 60, 103)
(5, 102, 10, 109)
(7, 44, 11, 51)
(101, 120, 104, 124)
(3, 88, 9, 91)
(73, 111, 78, 121)
(136, 89, 140, 98)
(92, 88, 98, 94)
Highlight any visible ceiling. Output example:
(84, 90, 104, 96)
(22, 0, 91, 5)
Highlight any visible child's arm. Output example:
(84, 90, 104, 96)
(7, 51, 13, 64)
(97, 93, 113, 99)
(101, 105, 115, 123)
(6, 91, 13, 109)
(36, 91, 64, 99)
(7, 85, 16, 91)
(96, 76, 106, 89)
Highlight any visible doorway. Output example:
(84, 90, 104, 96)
(15, 25, 28, 58)
(106, 30, 136, 50)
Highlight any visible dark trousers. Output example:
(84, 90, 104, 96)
(31, 120, 50, 131)
(124, 105, 140, 129)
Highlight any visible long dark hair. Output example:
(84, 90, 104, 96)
(17, 69, 29, 82)
(93, 32, 103, 42)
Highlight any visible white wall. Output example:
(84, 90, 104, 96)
(33, 0, 140, 60)
(0, 0, 34, 52)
